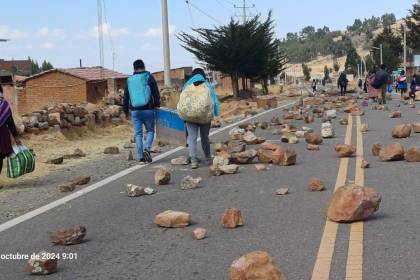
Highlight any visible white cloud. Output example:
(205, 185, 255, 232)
(36, 27, 67, 40)
(42, 42, 54, 49)
(0, 25, 27, 40)
(89, 23, 130, 38)
(143, 25, 176, 37)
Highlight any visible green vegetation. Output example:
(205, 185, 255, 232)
(405, 0, 420, 51)
(344, 45, 361, 75)
(302, 63, 311, 81)
(178, 12, 287, 97)
(28, 57, 53, 74)
(372, 27, 402, 70)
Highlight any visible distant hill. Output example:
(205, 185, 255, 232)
(281, 13, 404, 78)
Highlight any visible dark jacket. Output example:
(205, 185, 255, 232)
(338, 74, 348, 87)
(123, 70, 160, 114)
(0, 115, 18, 158)
(372, 69, 388, 89)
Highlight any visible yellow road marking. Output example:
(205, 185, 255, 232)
(345, 116, 364, 280)
(311, 115, 353, 280)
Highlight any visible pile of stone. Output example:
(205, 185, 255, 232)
(20, 94, 126, 134)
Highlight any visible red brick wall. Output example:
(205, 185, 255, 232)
(20, 72, 87, 114)
(2, 85, 16, 111)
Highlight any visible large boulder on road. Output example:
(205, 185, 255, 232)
(327, 184, 381, 222)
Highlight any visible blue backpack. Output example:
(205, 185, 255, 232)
(127, 72, 152, 107)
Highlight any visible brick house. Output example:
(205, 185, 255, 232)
(152, 67, 193, 89)
(0, 59, 32, 76)
(19, 67, 127, 114)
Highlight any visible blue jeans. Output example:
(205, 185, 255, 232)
(131, 110, 155, 159)
(186, 122, 211, 161)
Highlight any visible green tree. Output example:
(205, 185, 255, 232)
(333, 57, 340, 72)
(178, 12, 284, 98)
(405, 0, 420, 51)
(364, 55, 376, 73)
(302, 63, 311, 81)
(381, 13, 396, 27)
(372, 27, 402, 70)
(28, 57, 41, 74)
(345, 45, 361, 75)
(41, 60, 54, 71)
(324, 65, 330, 81)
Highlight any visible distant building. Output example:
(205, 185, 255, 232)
(152, 67, 193, 89)
(0, 59, 32, 76)
(18, 66, 127, 114)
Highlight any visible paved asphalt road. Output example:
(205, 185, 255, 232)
(0, 95, 418, 279)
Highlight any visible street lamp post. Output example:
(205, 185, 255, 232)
(371, 44, 383, 65)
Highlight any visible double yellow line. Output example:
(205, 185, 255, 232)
(311, 115, 365, 280)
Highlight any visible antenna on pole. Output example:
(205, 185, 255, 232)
(234, 0, 255, 24)
(97, 0, 105, 75)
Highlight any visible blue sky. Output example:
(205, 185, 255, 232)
(0, 0, 415, 74)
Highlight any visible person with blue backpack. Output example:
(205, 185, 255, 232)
(123, 59, 160, 164)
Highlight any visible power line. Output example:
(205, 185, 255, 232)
(185, 0, 195, 27)
(186, 0, 224, 25)
(234, 0, 255, 24)
(215, 0, 234, 14)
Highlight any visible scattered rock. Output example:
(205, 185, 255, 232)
(304, 114, 315, 123)
(219, 164, 240, 174)
(271, 146, 297, 166)
(327, 184, 381, 222)
(50, 225, 86, 246)
(307, 144, 320, 151)
(389, 111, 401, 118)
(171, 156, 189, 165)
(360, 123, 368, 132)
(127, 150, 134, 161)
(295, 131, 305, 138)
(243, 131, 265, 145)
(181, 176, 202, 189)
(230, 251, 285, 280)
(231, 149, 258, 164)
(372, 143, 382, 156)
(392, 124, 412, 138)
(104, 146, 119, 154)
(405, 147, 420, 162)
(256, 95, 278, 109)
(335, 144, 356, 157)
(321, 122, 335, 138)
(281, 133, 299, 144)
(71, 175, 91, 186)
(213, 154, 231, 167)
(275, 187, 289, 195)
(126, 184, 155, 197)
(379, 142, 405, 161)
(27, 251, 58, 275)
(361, 159, 370, 168)
(308, 178, 325, 192)
(325, 109, 337, 119)
(63, 148, 86, 159)
(255, 164, 268, 171)
(154, 168, 171, 185)
(192, 228, 207, 240)
(46, 156, 64, 165)
(229, 127, 246, 141)
(412, 123, 420, 133)
(339, 118, 349, 125)
(222, 208, 244, 229)
(154, 210, 191, 228)
(58, 182, 76, 192)
(305, 132, 323, 145)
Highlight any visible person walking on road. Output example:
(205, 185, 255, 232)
(396, 70, 408, 100)
(311, 79, 317, 93)
(123, 59, 160, 164)
(0, 85, 21, 177)
(372, 64, 389, 104)
(337, 72, 348, 96)
(179, 68, 220, 169)
(409, 74, 420, 104)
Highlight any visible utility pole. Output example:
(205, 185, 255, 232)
(380, 44, 383, 65)
(162, 0, 171, 88)
(234, 0, 255, 24)
(403, 24, 407, 73)
(97, 0, 104, 69)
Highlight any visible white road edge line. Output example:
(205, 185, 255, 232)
(0, 101, 295, 233)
